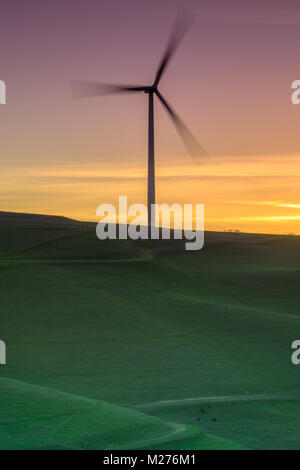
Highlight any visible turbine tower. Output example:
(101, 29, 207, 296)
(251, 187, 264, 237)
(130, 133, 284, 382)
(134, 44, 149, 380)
(72, 10, 206, 228)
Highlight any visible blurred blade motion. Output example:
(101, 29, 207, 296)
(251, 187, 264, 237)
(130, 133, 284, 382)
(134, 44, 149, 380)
(72, 7, 208, 220)
(155, 90, 207, 157)
(71, 81, 147, 98)
(153, 8, 194, 87)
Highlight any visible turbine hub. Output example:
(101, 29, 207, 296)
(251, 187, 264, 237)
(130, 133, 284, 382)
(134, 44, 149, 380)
(144, 86, 157, 94)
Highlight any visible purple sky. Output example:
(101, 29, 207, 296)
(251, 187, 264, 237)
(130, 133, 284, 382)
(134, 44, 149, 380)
(1, 0, 300, 162)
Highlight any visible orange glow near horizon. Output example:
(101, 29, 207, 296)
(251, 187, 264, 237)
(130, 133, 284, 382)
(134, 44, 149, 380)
(2, 153, 300, 235)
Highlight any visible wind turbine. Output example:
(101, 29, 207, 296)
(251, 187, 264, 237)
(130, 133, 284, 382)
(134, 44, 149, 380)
(72, 10, 206, 228)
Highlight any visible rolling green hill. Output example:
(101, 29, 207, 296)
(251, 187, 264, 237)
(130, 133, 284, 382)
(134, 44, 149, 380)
(1, 211, 300, 449)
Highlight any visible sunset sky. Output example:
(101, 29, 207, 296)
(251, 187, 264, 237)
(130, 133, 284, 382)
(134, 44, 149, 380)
(1, 0, 300, 234)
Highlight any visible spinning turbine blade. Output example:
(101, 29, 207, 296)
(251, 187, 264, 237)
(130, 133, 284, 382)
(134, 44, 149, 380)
(153, 8, 194, 87)
(71, 81, 147, 98)
(72, 6, 208, 223)
(155, 90, 207, 157)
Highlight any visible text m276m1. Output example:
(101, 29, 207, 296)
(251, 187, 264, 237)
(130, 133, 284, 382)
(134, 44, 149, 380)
(147, 454, 196, 465)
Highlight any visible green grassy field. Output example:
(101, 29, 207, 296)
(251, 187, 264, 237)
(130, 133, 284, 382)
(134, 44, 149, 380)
(1, 211, 300, 449)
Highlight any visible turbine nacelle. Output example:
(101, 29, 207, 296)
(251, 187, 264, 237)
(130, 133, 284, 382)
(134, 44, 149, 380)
(144, 86, 157, 94)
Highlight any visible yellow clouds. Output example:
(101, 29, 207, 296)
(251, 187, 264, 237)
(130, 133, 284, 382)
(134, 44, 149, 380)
(1, 153, 300, 234)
